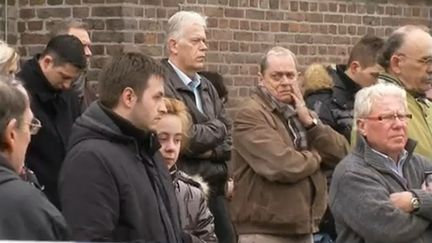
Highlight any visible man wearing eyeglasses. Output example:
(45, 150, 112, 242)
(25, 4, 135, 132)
(17, 35, 87, 209)
(330, 82, 432, 243)
(378, 25, 432, 160)
(0, 80, 69, 240)
(230, 46, 349, 243)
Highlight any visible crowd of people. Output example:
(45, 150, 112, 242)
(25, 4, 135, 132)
(0, 9, 432, 243)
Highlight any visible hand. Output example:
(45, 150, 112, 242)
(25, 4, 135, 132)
(290, 84, 314, 126)
(421, 182, 432, 192)
(389, 191, 414, 213)
(225, 178, 235, 200)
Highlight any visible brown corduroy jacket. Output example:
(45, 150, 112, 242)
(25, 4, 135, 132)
(229, 91, 349, 236)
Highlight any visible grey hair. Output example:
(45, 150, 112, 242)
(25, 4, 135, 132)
(354, 82, 407, 127)
(260, 46, 299, 74)
(166, 11, 207, 42)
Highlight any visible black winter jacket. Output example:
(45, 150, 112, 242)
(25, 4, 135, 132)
(0, 154, 69, 240)
(17, 56, 81, 208)
(59, 102, 184, 243)
(162, 59, 231, 194)
(305, 65, 361, 141)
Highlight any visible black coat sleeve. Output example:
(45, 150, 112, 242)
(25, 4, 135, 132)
(59, 147, 119, 241)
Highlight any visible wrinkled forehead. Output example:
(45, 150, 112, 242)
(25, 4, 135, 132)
(265, 54, 297, 72)
(401, 30, 432, 57)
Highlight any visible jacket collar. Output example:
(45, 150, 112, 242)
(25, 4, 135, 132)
(379, 72, 426, 99)
(162, 58, 209, 93)
(100, 104, 161, 155)
(353, 134, 417, 173)
(328, 64, 361, 108)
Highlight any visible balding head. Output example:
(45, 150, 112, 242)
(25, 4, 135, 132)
(378, 25, 432, 93)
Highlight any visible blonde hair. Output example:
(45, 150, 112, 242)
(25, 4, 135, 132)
(162, 98, 192, 151)
(0, 41, 19, 77)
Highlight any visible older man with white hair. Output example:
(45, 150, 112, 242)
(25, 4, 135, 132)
(162, 11, 234, 243)
(330, 82, 432, 243)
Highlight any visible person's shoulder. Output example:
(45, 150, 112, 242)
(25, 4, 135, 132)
(177, 171, 209, 197)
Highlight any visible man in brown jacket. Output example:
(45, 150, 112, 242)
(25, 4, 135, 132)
(230, 46, 349, 243)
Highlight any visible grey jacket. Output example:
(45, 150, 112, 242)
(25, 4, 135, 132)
(172, 169, 218, 243)
(330, 136, 432, 243)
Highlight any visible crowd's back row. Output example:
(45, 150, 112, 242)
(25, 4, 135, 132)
(0, 10, 432, 243)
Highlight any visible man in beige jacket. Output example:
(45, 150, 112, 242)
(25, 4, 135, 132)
(230, 46, 349, 243)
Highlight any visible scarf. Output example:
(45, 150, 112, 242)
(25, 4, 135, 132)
(257, 85, 308, 150)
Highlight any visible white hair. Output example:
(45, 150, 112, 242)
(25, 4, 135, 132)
(166, 11, 207, 41)
(354, 82, 407, 123)
(260, 46, 299, 73)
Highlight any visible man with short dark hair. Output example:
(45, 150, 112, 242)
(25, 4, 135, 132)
(59, 52, 185, 243)
(17, 34, 86, 208)
(50, 19, 96, 110)
(0, 79, 69, 240)
(377, 25, 432, 160)
(305, 34, 384, 140)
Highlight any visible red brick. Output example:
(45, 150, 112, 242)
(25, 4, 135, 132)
(299, 1, 308, 11)
(305, 13, 323, 23)
(229, 19, 239, 29)
(246, 9, 265, 19)
(21, 33, 49, 44)
(290, 1, 298, 11)
(37, 8, 71, 18)
(47, 0, 63, 5)
(204, 6, 223, 17)
(27, 20, 43, 30)
(234, 31, 253, 41)
(20, 8, 35, 19)
(212, 29, 232, 40)
(73, 7, 90, 18)
(324, 14, 343, 23)
(266, 11, 284, 20)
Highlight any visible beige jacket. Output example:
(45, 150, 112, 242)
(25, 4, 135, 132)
(230, 92, 349, 235)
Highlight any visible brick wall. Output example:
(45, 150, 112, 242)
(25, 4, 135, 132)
(1, 0, 432, 107)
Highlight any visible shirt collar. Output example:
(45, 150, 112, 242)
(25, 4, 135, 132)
(168, 60, 201, 88)
(371, 148, 408, 177)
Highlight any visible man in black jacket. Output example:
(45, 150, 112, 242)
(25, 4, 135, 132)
(163, 10, 234, 243)
(304, 34, 384, 141)
(0, 79, 69, 240)
(17, 35, 86, 209)
(59, 52, 186, 242)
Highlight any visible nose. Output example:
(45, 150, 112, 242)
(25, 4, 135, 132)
(200, 40, 208, 51)
(164, 138, 176, 152)
(159, 100, 167, 114)
(84, 46, 92, 58)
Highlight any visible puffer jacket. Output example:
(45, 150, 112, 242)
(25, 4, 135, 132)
(171, 168, 218, 243)
(305, 64, 361, 141)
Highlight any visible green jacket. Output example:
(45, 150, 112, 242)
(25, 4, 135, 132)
(379, 73, 432, 160)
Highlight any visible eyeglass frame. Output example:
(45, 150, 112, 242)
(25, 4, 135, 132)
(396, 52, 432, 66)
(25, 117, 42, 135)
(362, 113, 413, 123)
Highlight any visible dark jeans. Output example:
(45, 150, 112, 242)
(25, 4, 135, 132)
(208, 194, 236, 243)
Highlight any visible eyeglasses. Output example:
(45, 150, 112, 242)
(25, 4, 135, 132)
(364, 113, 413, 123)
(397, 53, 432, 66)
(26, 118, 42, 135)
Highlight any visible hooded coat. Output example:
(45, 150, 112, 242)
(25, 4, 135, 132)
(59, 102, 184, 243)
